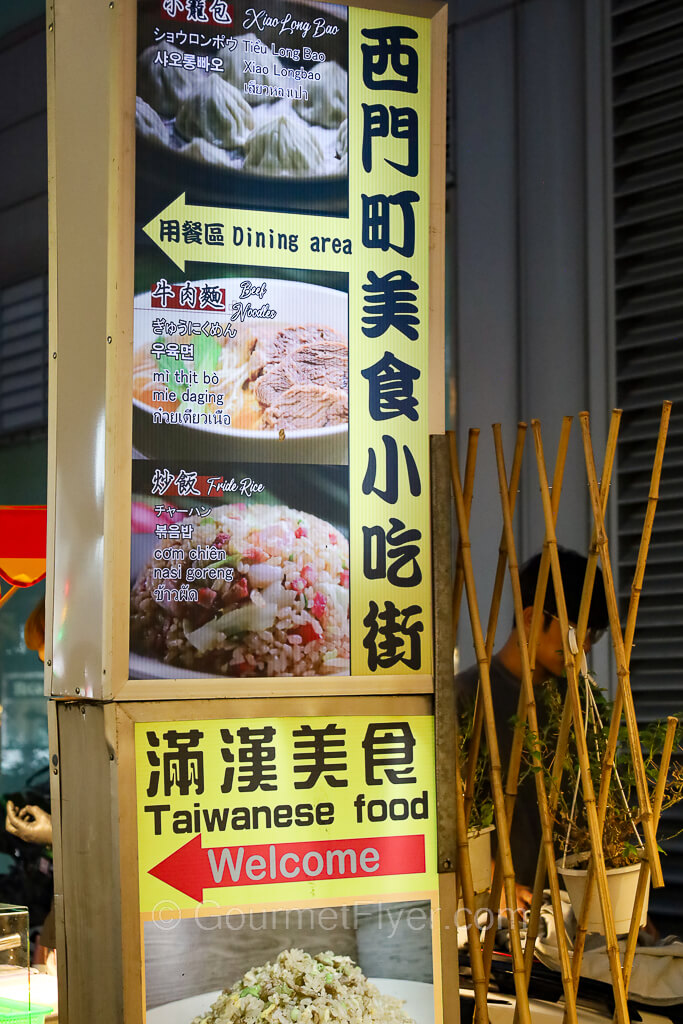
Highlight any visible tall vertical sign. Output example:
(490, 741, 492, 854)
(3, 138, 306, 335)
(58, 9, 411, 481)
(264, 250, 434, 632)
(47, 0, 446, 1020)
(130, 0, 433, 686)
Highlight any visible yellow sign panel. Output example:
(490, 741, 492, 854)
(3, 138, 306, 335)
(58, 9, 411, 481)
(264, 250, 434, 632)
(348, 6, 433, 676)
(131, 3, 434, 682)
(136, 714, 437, 912)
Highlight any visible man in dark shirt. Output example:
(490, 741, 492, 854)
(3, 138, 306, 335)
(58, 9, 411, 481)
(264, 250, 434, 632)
(455, 549, 609, 915)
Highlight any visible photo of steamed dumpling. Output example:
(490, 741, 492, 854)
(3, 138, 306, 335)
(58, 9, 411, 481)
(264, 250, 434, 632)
(176, 76, 254, 149)
(293, 61, 346, 128)
(335, 118, 348, 160)
(133, 2, 349, 205)
(179, 137, 235, 168)
(219, 33, 284, 105)
(243, 114, 324, 175)
(137, 41, 194, 119)
(136, 97, 170, 147)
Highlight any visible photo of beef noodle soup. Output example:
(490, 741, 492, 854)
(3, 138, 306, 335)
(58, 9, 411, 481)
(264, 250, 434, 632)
(132, 279, 348, 460)
(133, 321, 348, 433)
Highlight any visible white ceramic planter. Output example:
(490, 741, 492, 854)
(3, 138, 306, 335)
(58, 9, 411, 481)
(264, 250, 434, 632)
(467, 825, 495, 895)
(558, 854, 648, 934)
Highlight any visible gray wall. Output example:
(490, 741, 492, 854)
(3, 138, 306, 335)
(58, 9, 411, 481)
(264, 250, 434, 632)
(450, 0, 612, 682)
(0, 20, 47, 288)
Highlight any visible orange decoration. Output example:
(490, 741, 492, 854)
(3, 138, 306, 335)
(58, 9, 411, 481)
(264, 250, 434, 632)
(0, 505, 47, 587)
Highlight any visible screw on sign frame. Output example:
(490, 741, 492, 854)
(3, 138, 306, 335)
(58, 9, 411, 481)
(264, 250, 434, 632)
(447, 401, 676, 1024)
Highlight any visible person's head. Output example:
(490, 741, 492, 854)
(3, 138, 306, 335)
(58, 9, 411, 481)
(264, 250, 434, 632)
(24, 596, 45, 662)
(517, 548, 609, 679)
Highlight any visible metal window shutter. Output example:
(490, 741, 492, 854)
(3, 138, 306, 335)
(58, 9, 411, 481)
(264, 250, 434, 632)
(0, 276, 48, 441)
(611, 0, 683, 931)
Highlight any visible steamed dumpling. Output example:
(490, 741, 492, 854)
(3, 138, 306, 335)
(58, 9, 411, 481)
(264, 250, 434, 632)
(335, 118, 348, 159)
(136, 97, 169, 147)
(219, 33, 283, 105)
(180, 137, 234, 168)
(293, 61, 346, 128)
(137, 42, 194, 118)
(243, 115, 323, 176)
(176, 76, 254, 149)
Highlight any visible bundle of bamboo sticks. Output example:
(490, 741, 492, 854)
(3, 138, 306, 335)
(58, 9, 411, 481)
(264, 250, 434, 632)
(447, 403, 677, 1024)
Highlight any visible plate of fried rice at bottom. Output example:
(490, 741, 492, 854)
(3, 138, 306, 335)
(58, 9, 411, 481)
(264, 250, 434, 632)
(145, 950, 434, 1024)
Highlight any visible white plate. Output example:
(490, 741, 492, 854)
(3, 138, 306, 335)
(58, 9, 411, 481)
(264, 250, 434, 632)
(132, 279, 348, 464)
(147, 978, 434, 1023)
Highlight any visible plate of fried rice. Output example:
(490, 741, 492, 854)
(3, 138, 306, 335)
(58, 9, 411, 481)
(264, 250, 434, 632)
(146, 950, 432, 1023)
(130, 504, 349, 678)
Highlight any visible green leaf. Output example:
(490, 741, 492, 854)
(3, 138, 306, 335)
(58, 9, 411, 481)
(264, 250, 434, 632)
(157, 351, 187, 380)
(193, 336, 223, 379)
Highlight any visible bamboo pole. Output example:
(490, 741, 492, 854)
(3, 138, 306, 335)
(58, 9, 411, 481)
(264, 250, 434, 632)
(527, 418, 575, 671)
(454, 713, 491, 1024)
(452, 430, 483, 831)
(484, 419, 572, 983)
(483, 425, 529, 659)
(453, 429, 481, 641)
(493, 424, 578, 1024)
(516, 410, 620, 1024)
(579, 411, 664, 888)
(624, 402, 671, 662)
(449, 428, 490, 1022)
(532, 418, 631, 1024)
(448, 430, 533, 1024)
(526, 410, 621, 1024)
(571, 402, 670, 986)
(621, 716, 678, 998)
(463, 424, 526, 825)
(454, 423, 526, 1001)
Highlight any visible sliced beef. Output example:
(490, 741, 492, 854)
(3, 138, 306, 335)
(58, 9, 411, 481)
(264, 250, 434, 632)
(253, 364, 298, 408)
(254, 338, 348, 411)
(282, 339, 347, 390)
(262, 384, 348, 431)
(247, 326, 292, 380)
(248, 325, 345, 381)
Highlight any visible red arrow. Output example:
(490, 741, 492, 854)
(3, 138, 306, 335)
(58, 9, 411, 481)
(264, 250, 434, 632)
(149, 834, 208, 902)
(148, 833, 426, 903)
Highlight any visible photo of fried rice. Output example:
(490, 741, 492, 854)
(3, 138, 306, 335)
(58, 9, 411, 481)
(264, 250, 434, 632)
(190, 949, 416, 1024)
(130, 504, 349, 677)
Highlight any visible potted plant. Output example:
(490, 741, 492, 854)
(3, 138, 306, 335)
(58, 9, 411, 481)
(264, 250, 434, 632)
(523, 676, 683, 933)
(458, 700, 495, 896)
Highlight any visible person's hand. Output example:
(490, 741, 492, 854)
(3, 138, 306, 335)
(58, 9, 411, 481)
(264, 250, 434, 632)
(499, 882, 532, 916)
(5, 802, 52, 846)
(514, 884, 533, 919)
(498, 881, 533, 919)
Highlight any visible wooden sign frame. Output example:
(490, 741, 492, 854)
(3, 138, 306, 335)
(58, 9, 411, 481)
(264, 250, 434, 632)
(49, 694, 459, 1024)
(45, 0, 448, 703)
